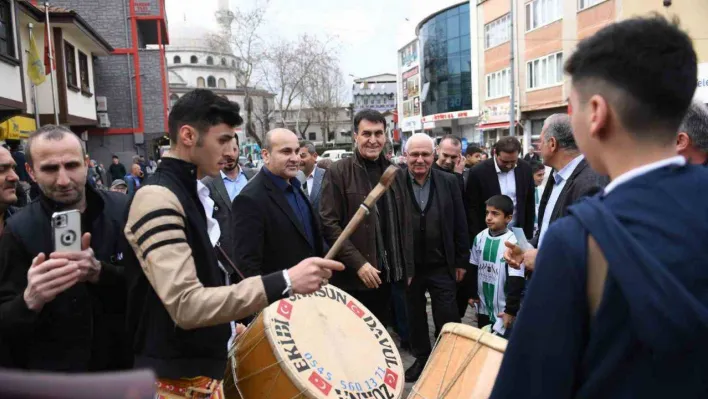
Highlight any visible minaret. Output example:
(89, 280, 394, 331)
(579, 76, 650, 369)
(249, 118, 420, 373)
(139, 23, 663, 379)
(216, 0, 234, 35)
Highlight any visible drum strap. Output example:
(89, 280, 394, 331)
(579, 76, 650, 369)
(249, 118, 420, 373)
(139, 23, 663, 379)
(216, 245, 246, 282)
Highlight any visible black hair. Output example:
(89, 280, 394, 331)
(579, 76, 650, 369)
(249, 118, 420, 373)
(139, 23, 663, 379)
(485, 195, 514, 217)
(112, 155, 119, 159)
(531, 161, 545, 174)
(26, 125, 84, 168)
(439, 134, 461, 147)
(494, 136, 521, 155)
(168, 89, 244, 144)
(565, 15, 697, 143)
(353, 109, 387, 133)
(300, 140, 317, 155)
(465, 145, 483, 156)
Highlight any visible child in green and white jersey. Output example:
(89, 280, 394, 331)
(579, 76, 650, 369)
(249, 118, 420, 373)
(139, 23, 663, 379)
(469, 195, 526, 337)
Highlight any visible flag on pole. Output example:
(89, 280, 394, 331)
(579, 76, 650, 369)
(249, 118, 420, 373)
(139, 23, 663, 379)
(27, 29, 46, 85)
(43, 19, 54, 73)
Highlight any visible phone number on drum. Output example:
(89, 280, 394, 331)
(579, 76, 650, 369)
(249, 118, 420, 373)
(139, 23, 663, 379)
(304, 352, 386, 392)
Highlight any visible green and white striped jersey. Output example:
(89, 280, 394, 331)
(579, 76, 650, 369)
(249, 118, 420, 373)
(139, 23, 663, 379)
(469, 229, 524, 334)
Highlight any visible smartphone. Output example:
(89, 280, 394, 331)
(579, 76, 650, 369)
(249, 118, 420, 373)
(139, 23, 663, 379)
(52, 210, 82, 252)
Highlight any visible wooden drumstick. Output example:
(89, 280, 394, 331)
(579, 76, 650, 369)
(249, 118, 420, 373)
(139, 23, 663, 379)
(325, 165, 400, 261)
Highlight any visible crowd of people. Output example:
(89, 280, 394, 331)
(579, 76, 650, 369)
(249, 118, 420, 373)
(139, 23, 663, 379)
(0, 15, 706, 398)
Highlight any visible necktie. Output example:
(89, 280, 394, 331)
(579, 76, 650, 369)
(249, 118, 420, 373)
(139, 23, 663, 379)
(302, 181, 308, 196)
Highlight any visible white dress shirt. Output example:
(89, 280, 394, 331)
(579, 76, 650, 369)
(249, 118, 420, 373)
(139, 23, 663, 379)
(305, 168, 316, 197)
(196, 180, 221, 246)
(494, 158, 517, 225)
(538, 154, 585, 247)
(604, 156, 686, 195)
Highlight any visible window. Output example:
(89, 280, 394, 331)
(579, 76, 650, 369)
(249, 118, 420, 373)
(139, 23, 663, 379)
(486, 68, 510, 99)
(526, 0, 562, 31)
(221, 57, 226, 66)
(578, 0, 605, 10)
(231, 59, 236, 67)
(170, 93, 179, 107)
(0, 0, 14, 58)
(484, 14, 510, 49)
(308, 132, 316, 141)
(64, 42, 77, 88)
(173, 55, 181, 64)
(527, 52, 563, 90)
(206, 56, 214, 65)
(197, 77, 205, 87)
(78, 51, 90, 92)
(218, 78, 226, 88)
(207, 76, 216, 88)
(190, 55, 198, 64)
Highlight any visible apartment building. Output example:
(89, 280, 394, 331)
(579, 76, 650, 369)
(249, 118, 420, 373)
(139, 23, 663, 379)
(477, 0, 708, 150)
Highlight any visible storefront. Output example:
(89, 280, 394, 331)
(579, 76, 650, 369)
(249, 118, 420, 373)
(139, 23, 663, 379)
(0, 116, 36, 144)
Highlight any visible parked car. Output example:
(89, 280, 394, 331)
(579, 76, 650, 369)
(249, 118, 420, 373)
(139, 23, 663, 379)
(320, 149, 353, 161)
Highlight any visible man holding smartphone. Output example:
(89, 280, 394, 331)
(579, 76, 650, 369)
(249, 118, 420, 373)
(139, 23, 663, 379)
(0, 125, 130, 371)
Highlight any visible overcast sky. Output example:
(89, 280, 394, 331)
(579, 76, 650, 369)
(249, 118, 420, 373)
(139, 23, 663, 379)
(165, 0, 451, 85)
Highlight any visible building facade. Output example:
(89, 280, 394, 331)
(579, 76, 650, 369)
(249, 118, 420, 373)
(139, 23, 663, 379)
(352, 73, 397, 115)
(476, 0, 708, 150)
(166, 29, 275, 150)
(47, 0, 170, 167)
(0, 1, 113, 147)
(396, 1, 480, 143)
(395, 0, 708, 150)
(273, 107, 353, 148)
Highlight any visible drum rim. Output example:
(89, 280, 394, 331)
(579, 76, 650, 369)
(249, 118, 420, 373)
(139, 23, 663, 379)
(262, 305, 317, 399)
(440, 323, 508, 353)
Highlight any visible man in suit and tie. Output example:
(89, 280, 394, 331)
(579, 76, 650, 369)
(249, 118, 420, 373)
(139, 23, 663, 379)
(504, 114, 605, 271)
(231, 129, 323, 278)
(465, 136, 536, 240)
(202, 135, 255, 261)
(296, 141, 326, 210)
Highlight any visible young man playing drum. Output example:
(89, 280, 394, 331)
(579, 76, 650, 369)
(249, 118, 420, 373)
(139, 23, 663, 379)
(123, 89, 343, 398)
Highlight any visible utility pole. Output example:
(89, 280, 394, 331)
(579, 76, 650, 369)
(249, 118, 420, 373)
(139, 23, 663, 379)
(508, 0, 515, 137)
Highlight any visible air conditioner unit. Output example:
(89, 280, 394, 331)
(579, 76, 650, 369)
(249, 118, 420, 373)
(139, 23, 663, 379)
(98, 112, 110, 128)
(96, 96, 108, 112)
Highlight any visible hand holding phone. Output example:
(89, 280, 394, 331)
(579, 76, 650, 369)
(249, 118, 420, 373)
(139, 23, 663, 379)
(24, 253, 81, 311)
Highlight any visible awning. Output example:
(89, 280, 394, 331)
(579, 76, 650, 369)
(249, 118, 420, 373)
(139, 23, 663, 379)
(0, 116, 36, 141)
(478, 121, 517, 131)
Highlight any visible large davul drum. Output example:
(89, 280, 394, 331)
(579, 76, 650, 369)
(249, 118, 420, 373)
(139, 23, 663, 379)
(407, 323, 507, 399)
(224, 285, 405, 399)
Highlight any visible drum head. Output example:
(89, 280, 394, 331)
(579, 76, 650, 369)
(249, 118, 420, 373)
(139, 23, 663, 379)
(262, 285, 404, 399)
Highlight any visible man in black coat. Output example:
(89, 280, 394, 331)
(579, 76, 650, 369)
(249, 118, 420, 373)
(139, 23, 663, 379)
(465, 136, 536, 241)
(231, 129, 323, 278)
(404, 133, 470, 382)
(0, 125, 129, 371)
(505, 114, 606, 271)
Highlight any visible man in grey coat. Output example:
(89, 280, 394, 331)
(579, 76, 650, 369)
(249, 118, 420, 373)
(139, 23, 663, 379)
(202, 136, 255, 261)
(505, 114, 606, 271)
(296, 141, 326, 211)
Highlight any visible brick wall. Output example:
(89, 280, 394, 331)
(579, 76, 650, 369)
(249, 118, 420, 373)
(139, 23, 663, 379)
(139, 50, 167, 135)
(51, 0, 132, 49)
(94, 54, 138, 129)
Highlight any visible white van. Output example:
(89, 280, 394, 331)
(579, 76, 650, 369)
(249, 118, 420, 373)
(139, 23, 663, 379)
(320, 149, 353, 161)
